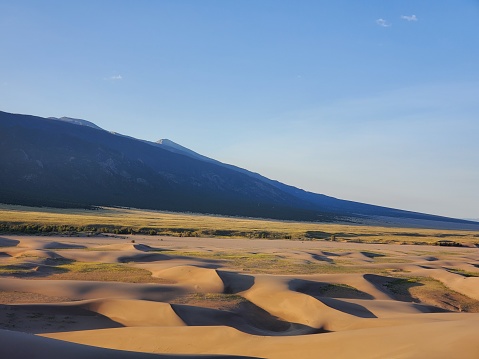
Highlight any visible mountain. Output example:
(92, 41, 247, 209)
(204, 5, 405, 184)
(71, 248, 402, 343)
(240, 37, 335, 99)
(1, 110, 477, 229)
(150, 138, 479, 228)
(0, 111, 330, 220)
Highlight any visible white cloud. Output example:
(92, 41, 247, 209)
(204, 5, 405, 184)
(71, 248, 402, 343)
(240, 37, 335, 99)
(110, 75, 123, 80)
(376, 18, 391, 27)
(401, 15, 418, 22)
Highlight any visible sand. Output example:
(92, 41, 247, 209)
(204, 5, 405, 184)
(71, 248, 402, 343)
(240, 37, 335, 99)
(1, 234, 479, 358)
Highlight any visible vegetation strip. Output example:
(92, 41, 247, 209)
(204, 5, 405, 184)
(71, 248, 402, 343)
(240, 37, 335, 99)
(0, 204, 478, 246)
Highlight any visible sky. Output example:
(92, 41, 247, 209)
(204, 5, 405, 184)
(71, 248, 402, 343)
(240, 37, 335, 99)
(1, 0, 478, 219)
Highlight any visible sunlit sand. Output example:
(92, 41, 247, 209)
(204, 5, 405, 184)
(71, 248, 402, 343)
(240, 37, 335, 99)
(1, 234, 478, 358)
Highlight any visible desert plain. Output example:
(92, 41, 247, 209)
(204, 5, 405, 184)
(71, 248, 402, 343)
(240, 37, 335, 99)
(1, 228, 479, 358)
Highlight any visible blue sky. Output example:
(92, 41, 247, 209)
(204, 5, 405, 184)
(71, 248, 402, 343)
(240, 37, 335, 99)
(1, 1, 478, 219)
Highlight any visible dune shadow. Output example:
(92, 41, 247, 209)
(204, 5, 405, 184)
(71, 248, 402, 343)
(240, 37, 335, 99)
(44, 242, 87, 250)
(120, 253, 223, 268)
(360, 251, 385, 259)
(0, 237, 20, 247)
(289, 279, 374, 300)
(308, 253, 334, 263)
(418, 265, 435, 269)
(131, 244, 171, 252)
(235, 301, 323, 335)
(139, 285, 188, 302)
(289, 279, 376, 318)
(317, 297, 377, 318)
(0, 263, 70, 278)
(322, 251, 340, 257)
(0, 304, 123, 334)
(216, 271, 255, 293)
(171, 301, 320, 336)
(118, 253, 173, 263)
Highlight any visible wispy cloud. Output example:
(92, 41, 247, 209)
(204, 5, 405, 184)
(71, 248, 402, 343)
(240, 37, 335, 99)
(109, 75, 123, 80)
(401, 15, 418, 22)
(376, 18, 391, 28)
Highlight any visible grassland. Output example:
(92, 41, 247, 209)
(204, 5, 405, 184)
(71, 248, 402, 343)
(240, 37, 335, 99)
(1, 204, 478, 246)
(0, 259, 169, 283)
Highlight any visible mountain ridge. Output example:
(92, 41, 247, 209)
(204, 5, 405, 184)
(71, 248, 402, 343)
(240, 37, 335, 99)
(1, 110, 477, 230)
(48, 116, 103, 130)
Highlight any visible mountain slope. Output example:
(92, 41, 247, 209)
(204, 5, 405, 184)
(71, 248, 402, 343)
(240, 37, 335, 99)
(154, 139, 474, 226)
(0, 110, 476, 228)
(0, 111, 332, 220)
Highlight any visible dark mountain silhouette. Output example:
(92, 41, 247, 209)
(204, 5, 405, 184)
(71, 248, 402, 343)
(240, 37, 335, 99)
(0, 110, 477, 228)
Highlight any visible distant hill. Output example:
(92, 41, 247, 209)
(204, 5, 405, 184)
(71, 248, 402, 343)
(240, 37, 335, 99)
(1, 110, 477, 230)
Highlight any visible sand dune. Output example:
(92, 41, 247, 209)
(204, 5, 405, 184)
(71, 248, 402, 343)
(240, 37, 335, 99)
(155, 266, 225, 292)
(43, 319, 479, 359)
(0, 328, 254, 359)
(1, 234, 479, 358)
(0, 278, 186, 301)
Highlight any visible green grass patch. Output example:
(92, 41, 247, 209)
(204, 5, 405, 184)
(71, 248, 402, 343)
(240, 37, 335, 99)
(0, 260, 170, 283)
(445, 268, 479, 277)
(384, 277, 422, 295)
(57, 262, 130, 273)
(0, 264, 37, 276)
(48, 261, 169, 283)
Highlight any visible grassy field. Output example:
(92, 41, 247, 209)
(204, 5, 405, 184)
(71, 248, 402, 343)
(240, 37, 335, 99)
(0, 259, 169, 283)
(1, 204, 478, 246)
